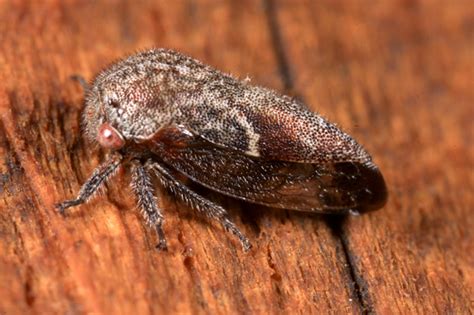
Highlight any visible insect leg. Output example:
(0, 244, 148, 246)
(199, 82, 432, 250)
(130, 160, 167, 250)
(70, 74, 90, 91)
(56, 152, 122, 214)
(148, 162, 251, 251)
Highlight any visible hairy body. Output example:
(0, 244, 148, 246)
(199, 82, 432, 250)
(58, 49, 387, 250)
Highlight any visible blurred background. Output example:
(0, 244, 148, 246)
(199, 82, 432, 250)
(0, 1, 472, 314)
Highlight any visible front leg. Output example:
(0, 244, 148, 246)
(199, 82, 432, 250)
(130, 160, 167, 250)
(56, 152, 122, 214)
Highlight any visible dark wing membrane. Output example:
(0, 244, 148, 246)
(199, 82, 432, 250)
(149, 125, 387, 214)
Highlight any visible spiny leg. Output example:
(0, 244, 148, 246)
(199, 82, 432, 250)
(148, 162, 251, 251)
(130, 160, 167, 250)
(56, 152, 122, 214)
(70, 74, 90, 91)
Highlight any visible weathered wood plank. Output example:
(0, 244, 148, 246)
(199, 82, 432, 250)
(0, 1, 360, 314)
(273, 0, 473, 313)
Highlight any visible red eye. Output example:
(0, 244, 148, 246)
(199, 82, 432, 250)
(97, 123, 125, 149)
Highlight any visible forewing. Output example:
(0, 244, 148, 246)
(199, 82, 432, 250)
(180, 83, 373, 164)
(148, 125, 387, 213)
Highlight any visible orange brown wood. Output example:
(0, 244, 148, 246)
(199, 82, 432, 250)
(0, 1, 472, 314)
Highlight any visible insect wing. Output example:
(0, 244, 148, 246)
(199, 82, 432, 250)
(149, 126, 387, 213)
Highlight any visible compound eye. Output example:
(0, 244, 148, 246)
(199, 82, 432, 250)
(97, 123, 125, 149)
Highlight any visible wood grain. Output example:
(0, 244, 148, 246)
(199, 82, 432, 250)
(273, 0, 474, 313)
(0, 1, 472, 314)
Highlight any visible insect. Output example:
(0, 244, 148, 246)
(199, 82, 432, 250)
(57, 48, 388, 251)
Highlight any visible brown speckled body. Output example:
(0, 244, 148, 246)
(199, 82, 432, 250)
(59, 48, 387, 251)
(86, 49, 370, 163)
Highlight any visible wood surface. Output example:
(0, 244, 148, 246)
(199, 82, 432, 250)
(0, 1, 472, 314)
